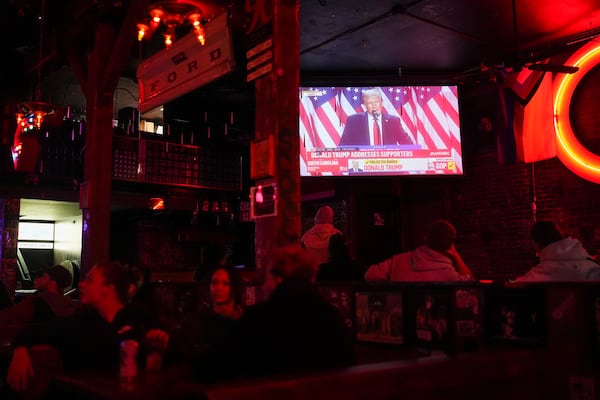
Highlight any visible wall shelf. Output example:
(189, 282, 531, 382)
(112, 134, 242, 192)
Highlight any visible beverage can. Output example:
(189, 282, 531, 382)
(120, 339, 138, 382)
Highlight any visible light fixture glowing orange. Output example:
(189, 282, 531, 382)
(137, 23, 149, 41)
(554, 41, 600, 184)
(138, 3, 206, 49)
(151, 8, 163, 23)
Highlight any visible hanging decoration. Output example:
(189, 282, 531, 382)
(137, 1, 207, 49)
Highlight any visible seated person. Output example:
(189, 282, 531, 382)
(126, 265, 161, 330)
(317, 233, 364, 282)
(301, 206, 342, 267)
(0, 264, 77, 325)
(170, 265, 244, 379)
(514, 220, 600, 282)
(365, 219, 473, 282)
(6, 261, 162, 393)
(235, 244, 354, 378)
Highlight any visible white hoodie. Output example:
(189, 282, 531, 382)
(515, 237, 600, 282)
(364, 246, 470, 282)
(301, 223, 342, 266)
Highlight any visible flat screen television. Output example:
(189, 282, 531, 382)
(299, 85, 462, 177)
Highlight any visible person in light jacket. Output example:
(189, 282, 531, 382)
(301, 206, 342, 267)
(365, 220, 473, 282)
(515, 220, 600, 282)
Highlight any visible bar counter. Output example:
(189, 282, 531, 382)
(51, 348, 559, 400)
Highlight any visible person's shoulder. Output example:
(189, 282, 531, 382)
(347, 112, 366, 120)
(238, 302, 271, 330)
(384, 112, 401, 120)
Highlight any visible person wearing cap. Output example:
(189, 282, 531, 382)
(301, 206, 342, 267)
(364, 220, 474, 282)
(0, 264, 77, 325)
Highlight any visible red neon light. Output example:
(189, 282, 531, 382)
(554, 42, 600, 183)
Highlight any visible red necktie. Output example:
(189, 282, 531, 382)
(373, 117, 381, 145)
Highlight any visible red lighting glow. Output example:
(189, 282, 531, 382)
(554, 41, 600, 183)
(255, 185, 264, 203)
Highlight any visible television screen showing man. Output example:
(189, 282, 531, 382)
(339, 88, 413, 147)
(348, 160, 364, 174)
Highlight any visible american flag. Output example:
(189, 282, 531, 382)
(299, 85, 462, 174)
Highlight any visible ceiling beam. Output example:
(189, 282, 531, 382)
(102, 0, 150, 94)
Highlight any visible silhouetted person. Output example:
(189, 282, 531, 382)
(317, 233, 364, 282)
(6, 261, 151, 394)
(0, 264, 76, 325)
(515, 221, 600, 282)
(301, 206, 342, 267)
(236, 244, 354, 377)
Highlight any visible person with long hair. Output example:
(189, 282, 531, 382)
(6, 261, 150, 394)
(169, 265, 244, 379)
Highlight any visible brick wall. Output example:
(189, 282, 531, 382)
(447, 66, 600, 280)
(447, 151, 600, 280)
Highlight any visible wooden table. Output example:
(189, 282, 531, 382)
(51, 349, 560, 400)
(51, 365, 200, 400)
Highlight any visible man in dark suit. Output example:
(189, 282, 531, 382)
(348, 160, 363, 174)
(339, 88, 413, 146)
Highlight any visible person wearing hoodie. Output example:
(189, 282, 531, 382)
(364, 220, 473, 282)
(515, 221, 600, 282)
(0, 264, 77, 325)
(301, 206, 342, 267)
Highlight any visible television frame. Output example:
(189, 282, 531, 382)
(299, 85, 463, 177)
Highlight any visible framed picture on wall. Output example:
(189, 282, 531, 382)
(318, 284, 354, 330)
(414, 288, 451, 354)
(355, 290, 403, 345)
(484, 286, 546, 346)
(451, 286, 484, 352)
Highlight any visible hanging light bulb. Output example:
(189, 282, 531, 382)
(195, 25, 206, 46)
(164, 34, 173, 47)
(189, 12, 201, 26)
(137, 2, 207, 48)
(188, 12, 206, 46)
(137, 23, 149, 41)
(14, 0, 58, 134)
(150, 8, 164, 25)
(15, 113, 24, 126)
(34, 112, 44, 129)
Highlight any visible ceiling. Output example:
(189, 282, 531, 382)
(19, 198, 81, 221)
(300, 0, 600, 80)
(2, 0, 600, 117)
(3, 0, 600, 218)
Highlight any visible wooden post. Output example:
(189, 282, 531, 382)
(0, 198, 20, 301)
(76, 1, 148, 274)
(253, 0, 300, 280)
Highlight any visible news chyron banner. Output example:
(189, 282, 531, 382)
(305, 148, 457, 175)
